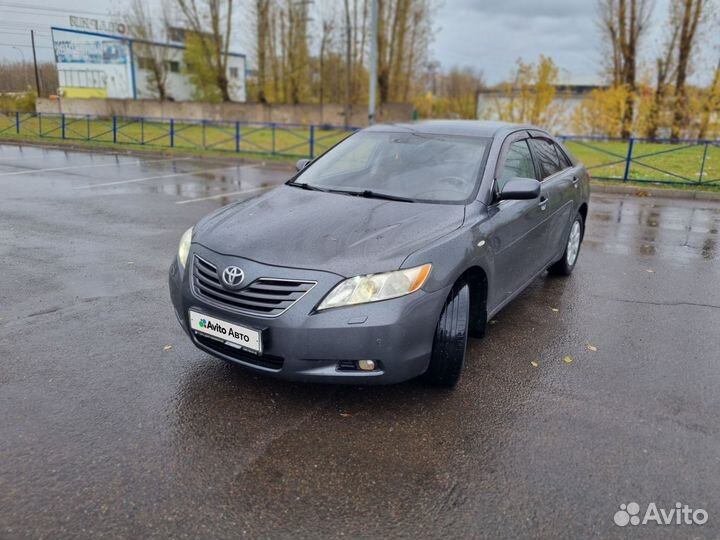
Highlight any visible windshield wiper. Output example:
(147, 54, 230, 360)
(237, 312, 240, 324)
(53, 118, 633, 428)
(341, 190, 415, 203)
(287, 181, 330, 192)
(289, 183, 414, 202)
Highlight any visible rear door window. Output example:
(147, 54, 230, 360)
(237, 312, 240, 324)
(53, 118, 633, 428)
(554, 142, 573, 169)
(529, 138, 562, 180)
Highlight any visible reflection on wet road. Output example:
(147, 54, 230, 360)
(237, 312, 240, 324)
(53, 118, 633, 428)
(588, 196, 719, 261)
(1, 144, 719, 539)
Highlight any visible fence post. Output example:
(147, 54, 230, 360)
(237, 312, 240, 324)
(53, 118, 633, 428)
(201, 119, 206, 149)
(170, 119, 175, 148)
(141, 117, 144, 145)
(86, 115, 90, 140)
(112, 116, 117, 144)
(38, 112, 42, 137)
(271, 123, 276, 155)
(15, 111, 20, 134)
(698, 142, 709, 184)
(61, 113, 66, 139)
(235, 121, 240, 153)
(623, 137, 635, 182)
(309, 125, 315, 159)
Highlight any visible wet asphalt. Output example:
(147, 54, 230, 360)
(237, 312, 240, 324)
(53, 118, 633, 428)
(0, 143, 719, 540)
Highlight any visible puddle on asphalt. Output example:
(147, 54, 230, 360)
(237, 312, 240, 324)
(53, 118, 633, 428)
(589, 197, 720, 261)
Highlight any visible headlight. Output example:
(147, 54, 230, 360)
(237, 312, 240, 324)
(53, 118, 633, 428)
(317, 264, 432, 311)
(177, 227, 193, 268)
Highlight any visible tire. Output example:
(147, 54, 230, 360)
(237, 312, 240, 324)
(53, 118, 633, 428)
(423, 281, 470, 388)
(548, 214, 584, 276)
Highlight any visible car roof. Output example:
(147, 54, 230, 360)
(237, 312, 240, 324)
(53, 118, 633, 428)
(363, 120, 542, 139)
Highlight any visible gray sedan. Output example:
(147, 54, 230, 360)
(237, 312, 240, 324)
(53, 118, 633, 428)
(169, 120, 590, 386)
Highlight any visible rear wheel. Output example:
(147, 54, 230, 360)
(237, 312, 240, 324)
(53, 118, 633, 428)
(424, 281, 470, 387)
(548, 214, 583, 276)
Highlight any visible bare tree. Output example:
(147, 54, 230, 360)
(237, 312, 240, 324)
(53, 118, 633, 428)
(287, 0, 311, 104)
(698, 59, 720, 139)
(318, 14, 335, 106)
(246, 0, 433, 107)
(175, 0, 235, 102)
(644, 17, 680, 138)
(125, 0, 172, 100)
(353, 0, 369, 103)
(254, 0, 272, 103)
(344, 0, 352, 126)
(0, 61, 57, 95)
(597, 0, 653, 137)
(670, 0, 707, 141)
(375, 0, 432, 105)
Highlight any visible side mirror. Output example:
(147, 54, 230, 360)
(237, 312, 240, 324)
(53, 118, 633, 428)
(498, 178, 541, 201)
(295, 158, 312, 172)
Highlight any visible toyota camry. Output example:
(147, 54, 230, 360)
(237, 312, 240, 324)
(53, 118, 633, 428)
(169, 121, 589, 386)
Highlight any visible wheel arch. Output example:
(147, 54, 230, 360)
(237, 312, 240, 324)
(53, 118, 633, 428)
(578, 202, 588, 239)
(455, 265, 489, 337)
(578, 202, 588, 223)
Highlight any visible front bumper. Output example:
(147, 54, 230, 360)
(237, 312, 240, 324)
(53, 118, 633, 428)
(169, 245, 450, 384)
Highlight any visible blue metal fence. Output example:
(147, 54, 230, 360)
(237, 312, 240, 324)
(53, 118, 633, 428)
(559, 135, 720, 186)
(1, 111, 718, 186)
(0, 111, 360, 160)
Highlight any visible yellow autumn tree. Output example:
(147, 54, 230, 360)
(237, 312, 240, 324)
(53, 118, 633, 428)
(413, 66, 483, 119)
(571, 86, 633, 137)
(491, 56, 563, 129)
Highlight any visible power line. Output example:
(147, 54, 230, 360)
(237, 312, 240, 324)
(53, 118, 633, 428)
(0, 21, 56, 30)
(0, 1, 110, 17)
(1, 8, 106, 20)
(1, 30, 52, 36)
(0, 43, 53, 50)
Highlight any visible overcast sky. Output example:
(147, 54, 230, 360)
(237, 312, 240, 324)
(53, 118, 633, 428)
(433, 0, 719, 85)
(1, 0, 718, 86)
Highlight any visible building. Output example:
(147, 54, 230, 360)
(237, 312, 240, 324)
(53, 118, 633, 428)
(476, 80, 604, 134)
(51, 27, 247, 102)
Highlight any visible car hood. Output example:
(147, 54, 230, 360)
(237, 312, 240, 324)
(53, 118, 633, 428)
(194, 185, 465, 277)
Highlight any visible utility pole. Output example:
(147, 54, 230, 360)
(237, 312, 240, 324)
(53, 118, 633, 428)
(343, 0, 351, 129)
(31, 30, 41, 97)
(368, 0, 378, 125)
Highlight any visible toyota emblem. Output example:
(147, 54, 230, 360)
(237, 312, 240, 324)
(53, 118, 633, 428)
(221, 266, 245, 288)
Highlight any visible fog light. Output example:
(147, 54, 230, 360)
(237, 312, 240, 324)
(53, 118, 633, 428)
(358, 359, 376, 371)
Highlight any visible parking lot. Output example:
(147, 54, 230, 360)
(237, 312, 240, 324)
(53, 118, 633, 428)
(1, 143, 719, 539)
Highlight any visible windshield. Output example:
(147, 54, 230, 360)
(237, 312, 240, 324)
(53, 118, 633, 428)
(292, 131, 491, 203)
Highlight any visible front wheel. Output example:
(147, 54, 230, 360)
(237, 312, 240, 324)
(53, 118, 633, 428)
(423, 281, 470, 387)
(548, 214, 584, 276)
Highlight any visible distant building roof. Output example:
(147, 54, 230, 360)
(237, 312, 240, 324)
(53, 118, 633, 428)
(481, 73, 607, 96)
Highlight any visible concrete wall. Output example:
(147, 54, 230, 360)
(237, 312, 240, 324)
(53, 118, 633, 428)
(36, 98, 413, 127)
(476, 93, 585, 134)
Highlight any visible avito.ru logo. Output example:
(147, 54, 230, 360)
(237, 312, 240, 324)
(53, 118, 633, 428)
(196, 318, 237, 337)
(614, 502, 708, 527)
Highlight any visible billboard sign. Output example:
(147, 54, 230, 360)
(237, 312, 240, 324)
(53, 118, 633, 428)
(68, 16, 127, 35)
(52, 28, 134, 99)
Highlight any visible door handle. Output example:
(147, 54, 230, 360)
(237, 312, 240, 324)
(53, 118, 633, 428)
(538, 196, 548, 210)
(571, 175, 579, 187)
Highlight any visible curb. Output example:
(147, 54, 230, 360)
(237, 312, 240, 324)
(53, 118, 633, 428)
(591, 183, 720, 202)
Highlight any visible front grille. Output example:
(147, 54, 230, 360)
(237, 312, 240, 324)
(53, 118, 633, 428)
(192, 255, 316, 317)
(195, 334, 284, 370)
